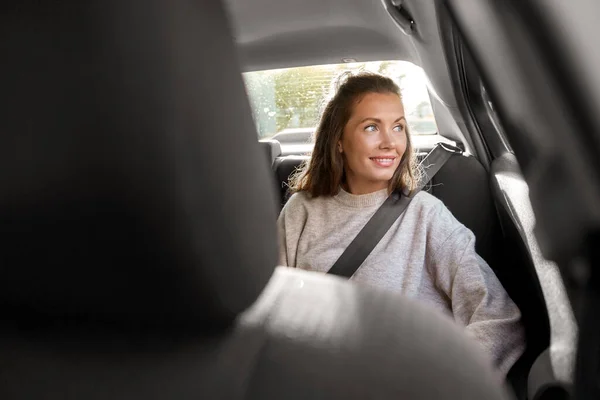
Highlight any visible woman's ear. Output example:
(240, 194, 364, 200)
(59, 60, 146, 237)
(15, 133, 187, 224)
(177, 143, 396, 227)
(337, 141, 343, 153)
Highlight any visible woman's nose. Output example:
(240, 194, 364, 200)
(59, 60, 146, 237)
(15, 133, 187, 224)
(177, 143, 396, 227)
(380, 129, 395, 148)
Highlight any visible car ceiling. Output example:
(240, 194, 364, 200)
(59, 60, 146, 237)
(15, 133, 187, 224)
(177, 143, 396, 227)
(223, 0, 459, 111)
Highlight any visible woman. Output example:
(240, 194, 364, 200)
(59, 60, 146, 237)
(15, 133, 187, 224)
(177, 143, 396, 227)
(277, 72, 526, 375)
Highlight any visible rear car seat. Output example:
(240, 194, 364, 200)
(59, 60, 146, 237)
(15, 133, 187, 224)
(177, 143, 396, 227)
(273, 155, 310, 203)
(269, 142, 550, 397)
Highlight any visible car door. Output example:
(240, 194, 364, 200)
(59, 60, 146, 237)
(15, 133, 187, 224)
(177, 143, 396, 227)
(444, 1, 600, 399)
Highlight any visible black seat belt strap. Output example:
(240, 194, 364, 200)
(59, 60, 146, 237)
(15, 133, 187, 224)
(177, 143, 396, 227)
(327, 143, 460, 278)
(326, 191, 411, 278)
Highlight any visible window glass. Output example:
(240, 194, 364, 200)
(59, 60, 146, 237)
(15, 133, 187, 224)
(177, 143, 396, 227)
(243, 61, 438, 140)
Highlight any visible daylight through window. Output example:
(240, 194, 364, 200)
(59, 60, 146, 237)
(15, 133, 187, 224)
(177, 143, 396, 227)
(243, 61, 438, 141)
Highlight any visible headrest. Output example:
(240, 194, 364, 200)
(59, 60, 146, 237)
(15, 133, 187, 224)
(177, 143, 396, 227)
(0, 0, 278, 331)
(260, 140, 283, 166)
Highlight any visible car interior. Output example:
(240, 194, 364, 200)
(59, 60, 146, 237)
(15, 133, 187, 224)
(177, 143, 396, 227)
(237, 0, 574, 397)
(2, 0, 599, 399)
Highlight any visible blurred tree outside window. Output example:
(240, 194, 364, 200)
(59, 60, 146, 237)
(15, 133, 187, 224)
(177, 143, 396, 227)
(243, 60, 438, 140)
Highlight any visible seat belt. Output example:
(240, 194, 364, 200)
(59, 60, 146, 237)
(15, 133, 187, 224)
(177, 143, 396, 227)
(327, 143, 459, 278)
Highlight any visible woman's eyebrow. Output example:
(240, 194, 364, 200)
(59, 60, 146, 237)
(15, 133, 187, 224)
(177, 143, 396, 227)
(358, 116, 406, 124)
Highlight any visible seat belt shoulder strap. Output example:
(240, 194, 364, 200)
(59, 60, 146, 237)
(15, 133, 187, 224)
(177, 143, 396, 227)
(326, 143, 460, 278)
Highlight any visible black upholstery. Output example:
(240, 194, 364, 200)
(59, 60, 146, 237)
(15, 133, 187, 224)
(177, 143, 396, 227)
(273, 155, 310, 204)
(0, 1, 514, 399)
(0, 0, 278, 329)
(427, 153, 499, 265)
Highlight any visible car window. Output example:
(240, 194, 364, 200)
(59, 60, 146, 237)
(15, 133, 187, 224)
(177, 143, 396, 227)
(243, 61, 439, 141)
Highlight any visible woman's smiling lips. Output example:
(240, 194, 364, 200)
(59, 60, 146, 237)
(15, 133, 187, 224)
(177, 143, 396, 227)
(369, 156, 397, 167)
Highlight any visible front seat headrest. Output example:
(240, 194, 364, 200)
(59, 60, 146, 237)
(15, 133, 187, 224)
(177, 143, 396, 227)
(0, 0, 278, 331)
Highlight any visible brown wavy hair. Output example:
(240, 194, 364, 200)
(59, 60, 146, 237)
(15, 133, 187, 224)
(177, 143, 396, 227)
(289, 72, 419, 197)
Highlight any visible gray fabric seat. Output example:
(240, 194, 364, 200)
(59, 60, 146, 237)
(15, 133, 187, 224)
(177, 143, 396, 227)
(0, 1, 513, 399)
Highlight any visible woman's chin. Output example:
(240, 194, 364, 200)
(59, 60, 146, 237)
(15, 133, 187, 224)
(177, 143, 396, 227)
(368, 173, 395, 184)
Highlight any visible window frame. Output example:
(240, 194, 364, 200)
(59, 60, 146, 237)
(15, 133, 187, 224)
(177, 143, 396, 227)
(458, 39, 513, 159)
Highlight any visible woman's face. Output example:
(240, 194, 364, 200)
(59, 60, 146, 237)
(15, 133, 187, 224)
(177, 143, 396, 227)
(339, 92, 407, 195)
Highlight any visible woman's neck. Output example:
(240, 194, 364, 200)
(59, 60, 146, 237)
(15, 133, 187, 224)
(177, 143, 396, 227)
(343, 179, 389, 195)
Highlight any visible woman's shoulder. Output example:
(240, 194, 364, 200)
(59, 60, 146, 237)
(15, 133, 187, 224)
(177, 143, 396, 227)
(410, 190, 446, 213)
(409, 190, 464, 231)
(281, 190, 320, 215)
(284, 190, 311, 209)
(281, 190, 341, 217)
(410, 191, 477, 257)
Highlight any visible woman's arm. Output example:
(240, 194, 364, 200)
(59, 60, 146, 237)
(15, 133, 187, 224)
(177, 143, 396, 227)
(448, 232, 525, 375)
(276, 192, 309, 268)
(428, 205, 526, 375)
(276, 211, 289, 267)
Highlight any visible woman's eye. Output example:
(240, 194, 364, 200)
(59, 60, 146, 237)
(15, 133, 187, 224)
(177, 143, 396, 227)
(393, 125, 405, 132)
(364, 124, 377, 132)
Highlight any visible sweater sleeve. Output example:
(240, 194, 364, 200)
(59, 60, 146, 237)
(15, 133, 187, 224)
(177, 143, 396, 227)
(276, 210, 288, 267)
(428, 205, 526, 376)
(276, 192, 308, 268)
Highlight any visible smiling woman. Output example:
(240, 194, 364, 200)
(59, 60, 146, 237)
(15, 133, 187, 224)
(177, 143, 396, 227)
(289, 73, 418, 197)
(242, 60, 438, 141)
(276, 72, 527, 377)
(340, 92, 409, 194)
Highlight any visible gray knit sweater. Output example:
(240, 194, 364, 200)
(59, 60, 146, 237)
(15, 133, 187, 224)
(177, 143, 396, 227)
(277, 187, 526, 375)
